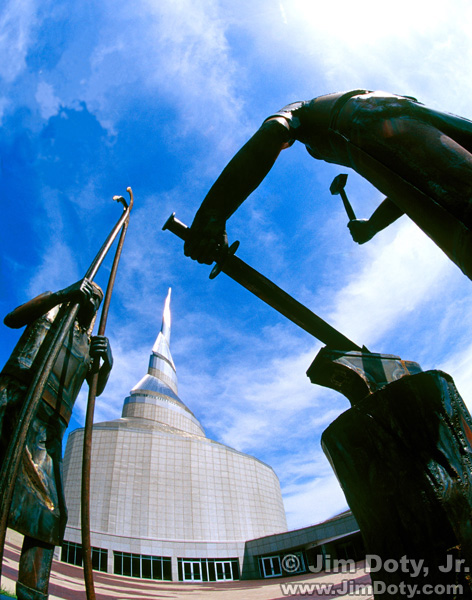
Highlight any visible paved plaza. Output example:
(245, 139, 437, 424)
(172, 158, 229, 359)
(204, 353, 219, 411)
(1, 530, 373, 599)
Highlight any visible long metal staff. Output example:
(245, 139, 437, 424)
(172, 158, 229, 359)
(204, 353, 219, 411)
(0, 190, 133, 585)
(81, 188, 133, 600)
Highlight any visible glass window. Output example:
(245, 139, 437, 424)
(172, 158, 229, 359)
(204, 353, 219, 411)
(122, 553, 131, 577)
(162, 557, 172, 581)
(208, 560, 216, 582)
(282, 552, 306, 574)
(260, 556, 282, 578)
(142, 556, 152, 579)
(92, 547, 108, 573)
(114, 552, 122, 575)
(132, 555, 141, 578)
(231, 559, 240, 580)
(113, 551, 172, 581)
(62, 541, 81, 568)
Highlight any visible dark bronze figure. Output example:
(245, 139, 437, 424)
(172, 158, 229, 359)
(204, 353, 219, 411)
(312, 350, 472, 597)
(168, 91, 472, 595)
(183, 90, 472, 281)
(0, 280, 112, 600)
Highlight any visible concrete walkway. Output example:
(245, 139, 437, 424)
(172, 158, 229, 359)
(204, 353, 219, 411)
(1, 530, 374, 599)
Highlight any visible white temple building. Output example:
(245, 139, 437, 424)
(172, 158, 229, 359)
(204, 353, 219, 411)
(61, 289, 288, 582)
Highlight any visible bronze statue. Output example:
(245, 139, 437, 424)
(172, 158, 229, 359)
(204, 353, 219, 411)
(310, 348, 472, 597)
(0, 279, 112, 600)
(169, 92, 472, 596)
(183, 90, 472, 280)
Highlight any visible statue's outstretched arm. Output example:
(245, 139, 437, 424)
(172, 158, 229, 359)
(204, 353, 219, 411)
(348, 198, 405, 244)
(3, 279, 96, 329)
(184, 119, 292, 264)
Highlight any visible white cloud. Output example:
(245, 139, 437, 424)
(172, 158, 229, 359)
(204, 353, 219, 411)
(275, 445, 348, 528)
(23, 187, 80, 295)
(329, 221, 456, 347)
(26, 241, 77, 297)
(35, 81, 61, 119)
(230, 0, 472, 118)
(284, 473, 348, 529)
(0, 0, 38, 83)
(78, 0, 246, 144)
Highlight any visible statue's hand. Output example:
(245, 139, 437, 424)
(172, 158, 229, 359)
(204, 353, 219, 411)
(57, 278, 95, 305)
(184, 214, 228, 265)
(348, 219, 375, 245)
(89, 335, 113, 395)
(90, 335, 110, 360)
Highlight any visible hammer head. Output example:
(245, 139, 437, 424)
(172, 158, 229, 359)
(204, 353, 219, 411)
(329, 173, 348, 195)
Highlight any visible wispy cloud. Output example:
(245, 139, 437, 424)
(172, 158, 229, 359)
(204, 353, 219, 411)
(35, 81, 60, 119)
(0, 0, 39, 83)
(330, 221, 456, 347)
(73, 0, 246, 144)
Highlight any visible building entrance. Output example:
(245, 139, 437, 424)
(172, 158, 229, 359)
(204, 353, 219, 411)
(261, 556, 282, 578)
(179, 557, 240, 581)
(182, 560, 202, 581)
(215, 560, 235, 581)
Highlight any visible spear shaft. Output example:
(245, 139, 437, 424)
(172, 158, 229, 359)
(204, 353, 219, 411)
(81, 189, 133, 600)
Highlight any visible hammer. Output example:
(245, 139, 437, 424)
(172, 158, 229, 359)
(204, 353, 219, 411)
(330, 174, 356, 221)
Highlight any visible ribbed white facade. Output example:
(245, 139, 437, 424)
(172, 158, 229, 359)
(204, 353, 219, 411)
(62, 289, 287, 581)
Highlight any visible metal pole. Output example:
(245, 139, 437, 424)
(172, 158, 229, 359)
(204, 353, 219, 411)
(81, 188, 133, 600)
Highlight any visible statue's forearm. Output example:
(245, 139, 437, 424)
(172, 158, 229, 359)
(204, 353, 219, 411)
(4, 292, 58, 328)
(194, 119, 291, 225)
(3, 279, 96, 329)
(368, 197, 405, 233)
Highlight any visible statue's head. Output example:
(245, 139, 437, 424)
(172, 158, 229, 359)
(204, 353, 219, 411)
(78, 283, 103, 331)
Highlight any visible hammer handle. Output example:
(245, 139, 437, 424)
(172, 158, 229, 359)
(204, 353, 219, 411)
(162, 213, 189, 241)
(340, 190, 357, 221)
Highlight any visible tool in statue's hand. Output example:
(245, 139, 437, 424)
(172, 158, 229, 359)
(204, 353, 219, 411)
(163, 213, 362, 352)
(330, 173, 356, 221)
(331, 174, 376, 244)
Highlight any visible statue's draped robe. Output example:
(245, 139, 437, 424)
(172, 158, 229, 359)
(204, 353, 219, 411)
(0, 308, 91, 544)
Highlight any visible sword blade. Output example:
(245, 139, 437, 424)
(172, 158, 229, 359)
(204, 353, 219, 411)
(163, 214, 361, 351)
(223, 252, 360, 350)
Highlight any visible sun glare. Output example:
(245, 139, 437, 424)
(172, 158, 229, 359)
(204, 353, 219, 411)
(285, 0, 446, 44)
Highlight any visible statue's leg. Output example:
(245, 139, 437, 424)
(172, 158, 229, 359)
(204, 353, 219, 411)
(16, 536, 54, 600)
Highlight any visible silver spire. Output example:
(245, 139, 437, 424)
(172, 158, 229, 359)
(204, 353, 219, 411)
(147, 287, 177, 395)
(156, 287, 171, 346)
(122, 288, 205, 436)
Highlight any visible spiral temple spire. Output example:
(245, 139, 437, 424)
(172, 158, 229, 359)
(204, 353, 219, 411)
(122, 288, 204, 436)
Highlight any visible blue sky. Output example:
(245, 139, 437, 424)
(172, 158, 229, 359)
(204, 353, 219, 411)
(2, 0, 472, 531)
